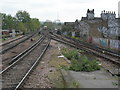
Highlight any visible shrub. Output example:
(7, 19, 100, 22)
(61, 48, 79, 60)
(69, 56, 100, 72)
(62, 48, 100, 72)
(69, 59, 81, 71)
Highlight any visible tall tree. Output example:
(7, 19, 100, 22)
(16, 22, 27, 33)
(16, 11, 31, 32)
(16, 11, 30, 23)
(2, 14, 15, 30)
(29, 18, 40, 31)
(1, 11, 41, 33)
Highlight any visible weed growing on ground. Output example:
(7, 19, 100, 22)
(61, 48, 101, 72)
(61, 48, 79, 60)
(71, 36, 80, 40)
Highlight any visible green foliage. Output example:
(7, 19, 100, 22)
(70, 55, 100, 72)
(67, 32, 72, 37)
(16, 11, 31, 33)
(2, 14, 16, 30)
(62, 48, 100, 72)
(78, 50, 84, 53)
(71, 81, 79, 88)
(17, 22, 27, 33)
(71, 36, 80, 40)
(1, 11, 41, 33)
(29, 18, 40, 31)
(61, 48, 79, 60)
(16, 10, 30, 23)
(69, 59, 81, 71)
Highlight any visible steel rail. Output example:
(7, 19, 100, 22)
(0, 36, 44, 74)
(0, 35, 25, 46)
(0, 34, 33, 54)
(63, 34, 120, 57)
(50, 32, 120, 58)
(15, 39, 50, 90)
(50, 34, 120, 65)
(2, 36, 47, 89)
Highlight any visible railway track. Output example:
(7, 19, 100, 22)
(64, 36, 120, 58)
(50, 33, 120, 75)
(2, 34, 41, 70)
(0, 34, 33, 54)
(0, 34, 41, 64)
(0, 35, 25, 46)
(1, 36, 50, 89)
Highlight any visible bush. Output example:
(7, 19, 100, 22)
(61, 48, 79, 60)
(61, 48, 100, 72)
(69, 56, 100, 72)
(69, 59, 81, 71)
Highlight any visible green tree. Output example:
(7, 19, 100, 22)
(1, 11, 41, 34)
(16, 22, 27, 33)
(29, 18, 40, 31)
(0, 13, 2, 27)
(16, 10, 30, 23)
(2, 14, 15, 30)
(12, 17, 18, 30)
(15, 10, 31, 32)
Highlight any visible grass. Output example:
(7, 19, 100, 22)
(65, 80, 80, 88)
(70, 81, 80, 88)
(48, 70, 65, 88)
(71, 36, 80, 40)
(48, 49, 70, 88)
(49, 54, 70, 69)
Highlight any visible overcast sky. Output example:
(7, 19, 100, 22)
(0, 0, 119, 22)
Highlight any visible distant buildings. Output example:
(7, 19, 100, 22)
(62, 9, 120, 50)
(74, 9, 120, 40)
(62, 9, 120, 40)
